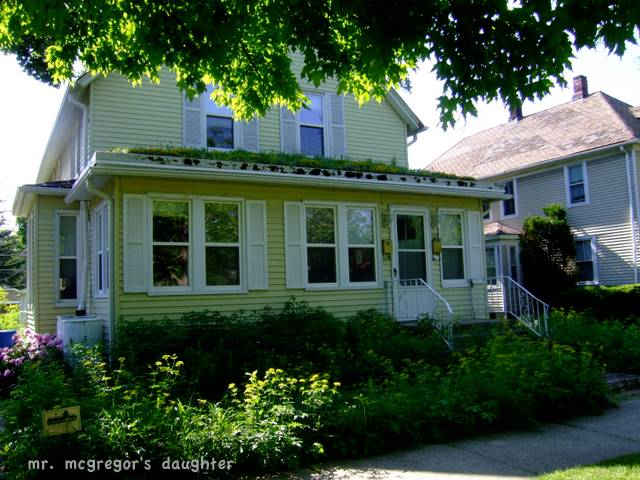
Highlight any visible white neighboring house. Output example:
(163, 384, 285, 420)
(429, 75, 640, 288)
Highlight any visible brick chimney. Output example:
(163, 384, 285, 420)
(572, 75, 589, 100)
(508, 105, 523, 122)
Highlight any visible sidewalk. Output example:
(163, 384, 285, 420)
(291, 396, 640, 480)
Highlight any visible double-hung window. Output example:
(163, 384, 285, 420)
(204, 202, 241, 287)
(575, 238, 596, 283)
(299, 94, 325, 157)
(56, 212, 79, 303)
(297, 204, 379, 288)
(439, 211, 465, 285)
(94, 204, 109, 297)
(482, 200, 492, 220)
(205, 89, 234, 149)
(152, 200, 190, 288)
(305, 206, 337, 284)
(485, 246, 497, 280)
(502, 180, 517, 217)
(347, 208, 376, 283)
(566, 163, 588, 205)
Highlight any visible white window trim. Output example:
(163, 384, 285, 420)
(146, 195, 247, 295)
(575, 236, 598, 285)
(390, 206, 432, 285)
(482, 199, 493, 221)
(93, 203, 109, 298)
(439, 208, 468, 288)
(564, 162, 590, 207)
(54, 210, 80, 307)
(302, 201, 382, 290)
(501, 178, 518, 218)
(298, 91, 330, 157)
(201, 88, 239, 152)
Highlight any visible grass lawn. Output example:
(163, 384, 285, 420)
(538, 453, 640, 480)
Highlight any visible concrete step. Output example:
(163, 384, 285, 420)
(606, 373, 640, 392)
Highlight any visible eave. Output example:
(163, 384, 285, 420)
(12, 185, 71, 217)
(66, 152, 508, 203)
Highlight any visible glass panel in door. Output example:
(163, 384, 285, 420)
(396, 214, 427, 282)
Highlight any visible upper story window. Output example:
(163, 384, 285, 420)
(56, 212, 79, 304)
(501, 179, 517, 217)
(565, 162, 589, 206)
(575, 237, 596, 283)
(205, 98, 234, 149)
(439, 211, 466, 285)
(482, 200, 492, 220)
(299, 94, 325, 156)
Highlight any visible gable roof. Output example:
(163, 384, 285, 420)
(427, 91, 640, 180)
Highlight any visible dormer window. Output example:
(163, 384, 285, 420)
(205, 100, 234, 149)
(299, 94, 325, 156)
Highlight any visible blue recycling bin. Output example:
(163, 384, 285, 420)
(0, 329, 17, 348)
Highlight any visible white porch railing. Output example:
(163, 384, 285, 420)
(394, 278, 454, 348)
(488, 276, 549, 337)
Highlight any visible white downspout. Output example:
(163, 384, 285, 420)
(623, 146, 639, 284)
(76, 201, 89, 315)
(86, 175, 115, 347)
(631, 147, 640, 283)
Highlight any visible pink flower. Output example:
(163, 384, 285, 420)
(3, 369, 12, 377)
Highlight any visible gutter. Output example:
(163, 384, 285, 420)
(66, 152, 508, 202)
(13, 186, 70, 217)
(85, 175, 116, 349)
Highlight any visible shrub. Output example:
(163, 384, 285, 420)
(549, 309, 640, 373)
(0, 329, 63, 396)
(552, 284, 640, 324)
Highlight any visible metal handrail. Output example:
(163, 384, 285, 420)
(398, 278, 454, 348)
(498, 275, 549, 337)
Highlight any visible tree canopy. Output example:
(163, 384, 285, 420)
(1, 0, 638, 126)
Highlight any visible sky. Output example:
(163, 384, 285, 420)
(0, 42, 639, 224)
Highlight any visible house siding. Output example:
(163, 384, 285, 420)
(34, 196, 80, 333)
(90, 69, 183, 152)
(489, 151, 636, 285)
(88, 59, 408, 166)
(114, 177, 485, 325)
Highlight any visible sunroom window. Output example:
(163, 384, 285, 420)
(152, 200, 190, 287)
(204, 202, 240, 286)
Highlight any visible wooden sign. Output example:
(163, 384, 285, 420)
(42, 406, 81, 436)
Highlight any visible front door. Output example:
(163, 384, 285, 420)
(391, 211, 432, 320)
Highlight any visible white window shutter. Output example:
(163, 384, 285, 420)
(183, 93, 203, 148)
(123, 194, 147, 292)
(328, 94, 346, 158)
(238, 119, 260, 152)
(246, 200, 268, 290)
(466, 211, 484, 281)
(281, 107, 298, 154)
(284, 202, 305, 288)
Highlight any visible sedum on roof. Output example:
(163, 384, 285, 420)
(427, 92, 640, 180)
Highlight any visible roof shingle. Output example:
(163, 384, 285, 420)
(428, 92, 640, 180)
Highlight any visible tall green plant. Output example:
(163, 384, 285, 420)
(520, 204, 576, 301)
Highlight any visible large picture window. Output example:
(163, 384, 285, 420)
(152, 200, 190, 287)
(439, 212, 465, 283)
(305, 206, 337, 284)
(56, 213, 79, 303)
(204, 202, 240, 286)
(299, 94, 325, 157)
